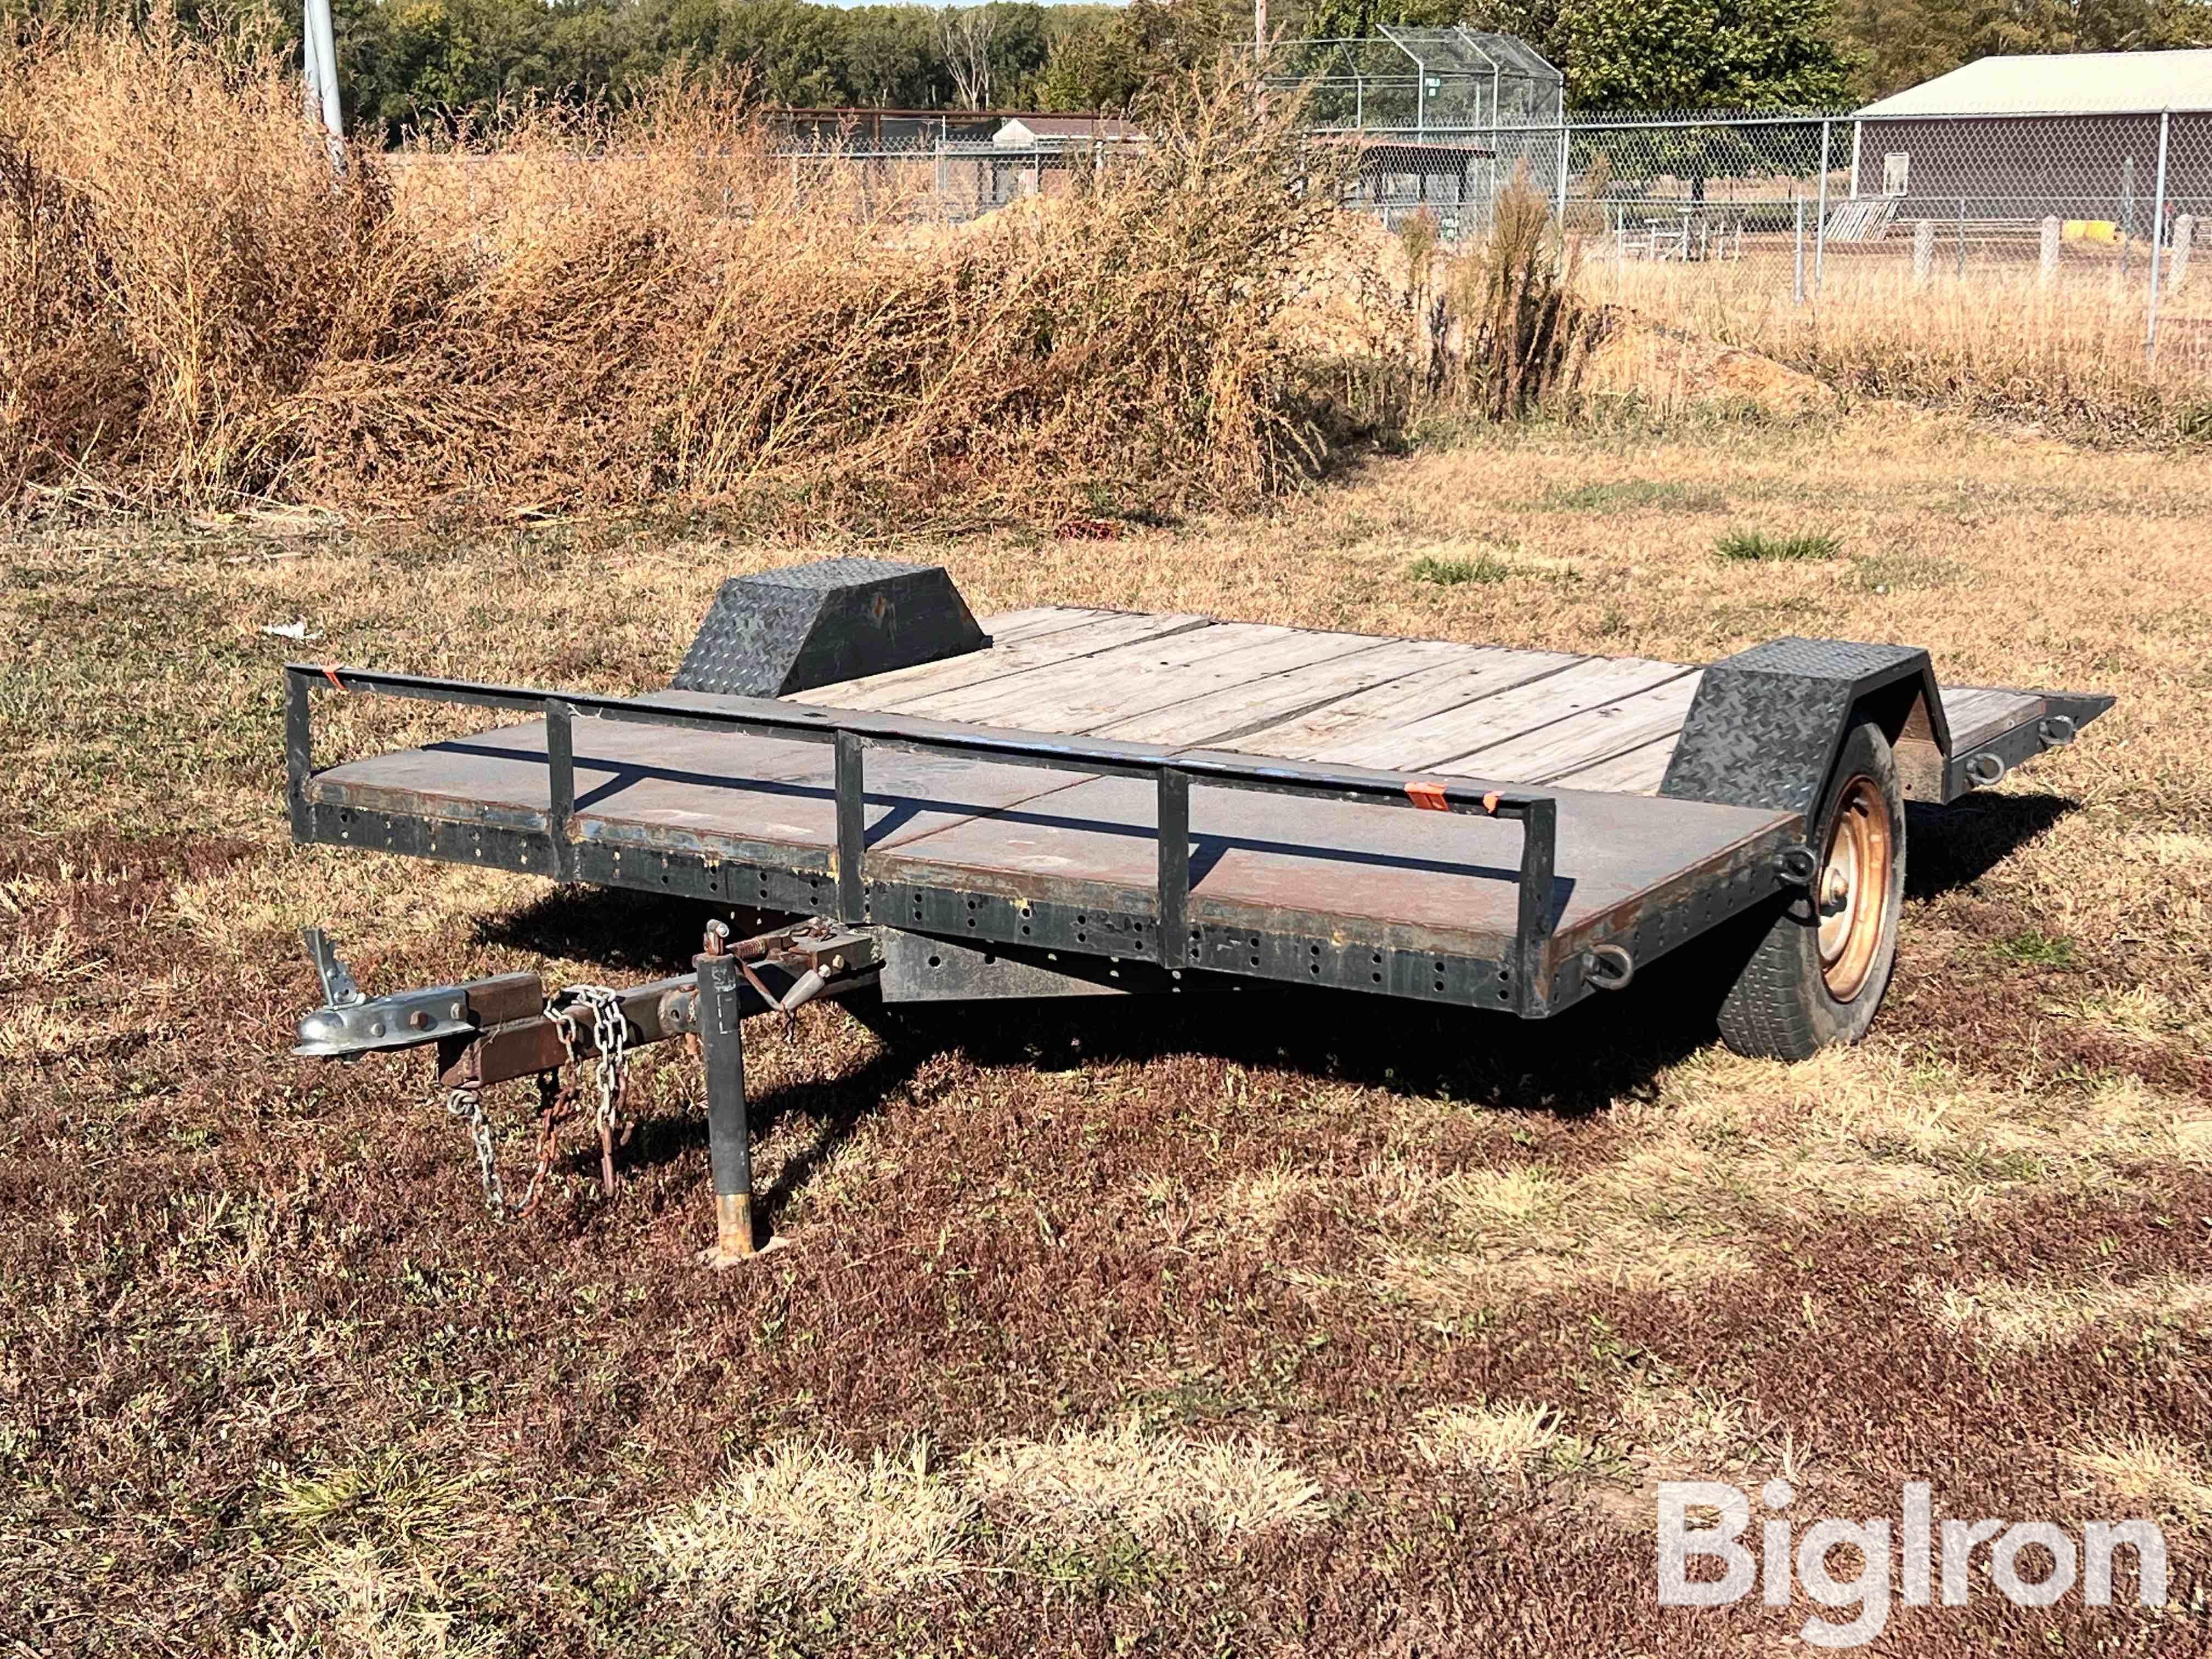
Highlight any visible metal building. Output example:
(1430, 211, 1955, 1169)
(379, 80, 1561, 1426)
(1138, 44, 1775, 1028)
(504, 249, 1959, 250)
(1849, 50, 2212, 225)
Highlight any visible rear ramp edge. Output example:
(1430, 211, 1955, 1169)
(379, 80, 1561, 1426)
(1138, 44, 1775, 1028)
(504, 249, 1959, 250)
(1941, 690, 2114, 801)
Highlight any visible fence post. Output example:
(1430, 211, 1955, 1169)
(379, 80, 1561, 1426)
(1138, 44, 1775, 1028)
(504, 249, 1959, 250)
(1956, 196, 1966, 279)
(1913, 219, 1935, 287)
(2174, 213, 2196, 291)
(2146, 110, 2171, 360)
(1793, 194, 1805, 304)
(2120, 155, 2135, 283)
(1814, 118, 1831, 295)
(2039, 216, 2061, 285)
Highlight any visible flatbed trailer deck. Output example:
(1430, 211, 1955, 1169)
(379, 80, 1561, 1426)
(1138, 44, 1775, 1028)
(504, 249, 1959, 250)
(283, 559, 2111, 1262)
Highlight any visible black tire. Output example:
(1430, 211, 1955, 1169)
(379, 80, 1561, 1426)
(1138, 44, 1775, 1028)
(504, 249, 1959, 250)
(1715, 719, 1906, 1060)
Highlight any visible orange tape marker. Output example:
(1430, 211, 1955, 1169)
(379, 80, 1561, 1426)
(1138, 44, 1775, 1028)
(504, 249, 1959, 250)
(1406, 780, 1451, 811)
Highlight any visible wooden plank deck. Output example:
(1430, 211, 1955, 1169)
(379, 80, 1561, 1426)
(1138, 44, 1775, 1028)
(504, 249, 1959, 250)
(800, 610, 2065, 796)
(304, 714, 1801, 961)
(301, 606, 2088, 964)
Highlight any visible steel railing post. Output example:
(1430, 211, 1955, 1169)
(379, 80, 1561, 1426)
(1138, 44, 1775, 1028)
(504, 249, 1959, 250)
(1156, 768, 1190, 968)
(834, 730, 866, 924)
(544, 699, 575, 881)
(1513, 797, 1557, 1015)
(285, 667, 315, 840)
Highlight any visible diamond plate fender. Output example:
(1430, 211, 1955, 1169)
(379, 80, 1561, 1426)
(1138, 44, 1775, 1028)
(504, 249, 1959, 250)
(1659, 637, 1952, 815)
(671, 557, 988, 697)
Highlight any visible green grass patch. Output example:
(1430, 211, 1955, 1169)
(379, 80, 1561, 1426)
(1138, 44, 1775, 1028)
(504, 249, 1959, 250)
(1714, 530, 1842, 563)
(1543, 479, 1729, 513)
(1989, 928, 2077, 970)
(1409, 554, 1511, 586)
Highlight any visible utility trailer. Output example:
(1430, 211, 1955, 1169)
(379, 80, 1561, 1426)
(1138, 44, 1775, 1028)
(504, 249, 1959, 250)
(285, 558, 2111, 1263)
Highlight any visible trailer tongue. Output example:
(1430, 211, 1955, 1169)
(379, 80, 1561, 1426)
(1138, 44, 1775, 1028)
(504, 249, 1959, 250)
(284, 558, 2111, 1262)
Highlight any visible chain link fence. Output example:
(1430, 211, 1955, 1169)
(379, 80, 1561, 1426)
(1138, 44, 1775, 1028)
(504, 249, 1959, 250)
(752, 103, 2212, 375)
(1339, 107, 2212, 372)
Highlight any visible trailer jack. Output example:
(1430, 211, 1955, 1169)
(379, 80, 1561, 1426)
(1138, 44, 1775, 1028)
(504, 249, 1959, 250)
(291, 921, 881, 1262)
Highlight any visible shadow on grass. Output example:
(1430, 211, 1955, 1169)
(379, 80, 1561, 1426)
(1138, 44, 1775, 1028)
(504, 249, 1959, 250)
(1906, 791, 2075, 903)
(468, 788, 2081, 1221)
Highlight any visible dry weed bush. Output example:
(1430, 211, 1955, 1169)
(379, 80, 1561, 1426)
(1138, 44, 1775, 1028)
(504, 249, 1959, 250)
(1397, 174, 1603, 421)
(0, 26, 1372, 523)
(0, 20, 394, 503)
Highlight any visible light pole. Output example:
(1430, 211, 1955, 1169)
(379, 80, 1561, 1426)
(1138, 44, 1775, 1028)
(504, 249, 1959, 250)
(303, 0, 343, 154)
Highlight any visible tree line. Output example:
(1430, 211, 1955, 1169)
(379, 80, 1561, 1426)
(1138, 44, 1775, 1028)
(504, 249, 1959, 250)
(11, 0, 2208, 144)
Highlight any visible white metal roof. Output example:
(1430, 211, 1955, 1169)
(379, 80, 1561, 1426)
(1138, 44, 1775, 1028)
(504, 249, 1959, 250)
(1856, 50, 2212, 117)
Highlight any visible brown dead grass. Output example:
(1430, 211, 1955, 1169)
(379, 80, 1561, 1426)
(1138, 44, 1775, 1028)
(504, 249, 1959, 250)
(0, 27, 1371, 526)
(1584, 253, 2212, 442)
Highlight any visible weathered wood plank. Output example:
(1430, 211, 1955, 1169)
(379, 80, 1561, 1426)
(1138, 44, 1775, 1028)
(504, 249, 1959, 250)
(910, 624, 1380, 730)
(973, 606, 1132, 646)
(1546, 733, 1680, 795)
(1939, 685, 2044, 749)
(799, 611, 1211, 709)
(1438, 673, 1705, 783)
(1099, 637, 1474, 746)
(1230, 647, 1586, 760)
(1317, 657, 1696, 774)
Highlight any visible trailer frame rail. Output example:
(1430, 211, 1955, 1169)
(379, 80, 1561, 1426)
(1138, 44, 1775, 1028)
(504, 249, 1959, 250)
(286, 663, 1565, 1011)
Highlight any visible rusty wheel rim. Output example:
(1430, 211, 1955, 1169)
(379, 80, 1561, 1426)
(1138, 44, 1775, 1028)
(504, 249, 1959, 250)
(1816, 775, 1893, 1003)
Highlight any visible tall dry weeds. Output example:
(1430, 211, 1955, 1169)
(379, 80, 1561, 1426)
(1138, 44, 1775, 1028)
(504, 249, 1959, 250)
(0, 20, 397, 504)
(0, 26, 1373, 524)
(1398, 173, 1601, 423)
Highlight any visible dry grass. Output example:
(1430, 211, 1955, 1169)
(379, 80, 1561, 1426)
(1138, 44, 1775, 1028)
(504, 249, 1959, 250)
(1929, 1274, 2212, 1348)
(0, 27, 1373, 524)
(2069, 1436, 2212, 1529)
(1412, 1400, 1584, 1482)
(1583, 253, 2212, 442)
(646, 1440, 975, 1598)
(644, 1423, 1322, 1604)
(966, 1419, 1325, 1542)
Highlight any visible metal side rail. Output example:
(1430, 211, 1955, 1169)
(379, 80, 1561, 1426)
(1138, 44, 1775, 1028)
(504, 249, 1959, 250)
(284, 663, 1564, 1015)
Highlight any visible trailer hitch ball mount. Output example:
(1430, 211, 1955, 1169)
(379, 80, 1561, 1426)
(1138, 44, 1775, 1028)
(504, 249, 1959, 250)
(291, 926, 481, 1059)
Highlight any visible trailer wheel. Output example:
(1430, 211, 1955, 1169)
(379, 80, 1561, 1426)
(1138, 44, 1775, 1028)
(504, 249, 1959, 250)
(1716, 719, 1904, 1060)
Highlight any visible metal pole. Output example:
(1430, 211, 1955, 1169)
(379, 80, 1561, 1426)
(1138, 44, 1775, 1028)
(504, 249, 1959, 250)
(1956, 195, 1966, 280)
(2146, 110, 2171, 360)
(696, 948, 757, 1264)
(1794, 193, 1805, 304)
(1848, 120, 1862, 200)
(1555, 116, 1569, 225)
(302, 0, 342, 148)
(1814, 119, 1831, 295)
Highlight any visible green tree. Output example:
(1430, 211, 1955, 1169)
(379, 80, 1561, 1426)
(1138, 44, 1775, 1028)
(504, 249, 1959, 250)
(1558, 0, 1854, 108)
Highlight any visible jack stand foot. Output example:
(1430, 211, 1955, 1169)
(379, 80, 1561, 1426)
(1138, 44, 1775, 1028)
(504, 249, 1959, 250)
(699, 1190, 780, 1268)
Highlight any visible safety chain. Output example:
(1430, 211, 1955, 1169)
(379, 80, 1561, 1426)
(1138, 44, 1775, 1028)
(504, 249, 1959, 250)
(442, 1076, 505, 1215)
(548, 984, 632, 1198)
(547, 985, 631, 1137)
(435, 984, 632, 1218)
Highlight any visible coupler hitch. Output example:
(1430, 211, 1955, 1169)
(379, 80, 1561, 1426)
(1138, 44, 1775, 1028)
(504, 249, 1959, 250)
(291, 921, 881, 1261)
